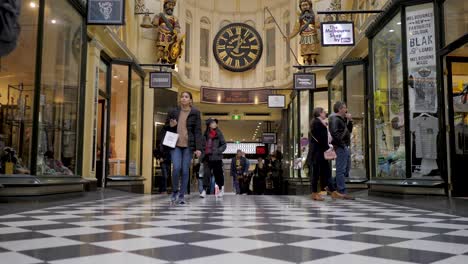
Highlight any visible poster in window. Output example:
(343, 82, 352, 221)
(406, 5, 437, 113)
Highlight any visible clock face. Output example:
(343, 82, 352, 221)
(213, 23, 263, 72)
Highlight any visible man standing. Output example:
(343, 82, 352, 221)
(329, 101, 355, 199)
(231, 150, 248, 194)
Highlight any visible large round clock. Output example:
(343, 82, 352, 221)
(213, 23, 263, 72)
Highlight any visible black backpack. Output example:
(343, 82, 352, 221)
(0, 0, 21, 57)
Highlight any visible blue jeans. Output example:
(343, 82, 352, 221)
(170, 147, 192, 198)
(233, 175, 241, 194)
(335, 146, 351, 193)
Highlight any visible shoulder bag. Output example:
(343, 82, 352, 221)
(311, 135, 336, 161)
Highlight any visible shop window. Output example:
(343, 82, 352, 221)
(444, 0, 468, 45)
(330, 72, 343, 106)
(0, 3, 39, 175)
(128, 71, 142, 176)
(36, 0, 84, 176)
(300, 91, 309, 178)
(372, 13, 405, 179)
(346, 64, 366, 177)
(109, 65, 128, 176)
(406, 3, 441, 179)
(288, 103, 294, 178)
(314, 91, 328, 110)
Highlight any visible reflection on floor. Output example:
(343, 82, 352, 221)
(1, 194, 468, 264)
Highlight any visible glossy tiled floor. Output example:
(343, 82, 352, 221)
(1, 194, 468, 264)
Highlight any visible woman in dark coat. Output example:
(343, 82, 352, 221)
(200, 118, 227, 198)
(253, 157, 268, 195)
(163, 91, 202, 204)
(306, 107, 343, 201)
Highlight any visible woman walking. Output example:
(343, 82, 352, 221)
(253, 157, 268, 195)
(307, 107, 343, 201)
(200, 118, 227, 198)
(163, 91, 202, 204)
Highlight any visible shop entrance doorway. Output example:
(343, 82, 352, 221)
(96, 95, 108, 188)
(446, 57, 468, 196)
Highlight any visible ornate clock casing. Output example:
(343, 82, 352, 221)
(213, 23, 263, 72)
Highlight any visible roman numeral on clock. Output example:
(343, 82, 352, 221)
(235, 59, 241, 68)
(219, 51, 228, 60)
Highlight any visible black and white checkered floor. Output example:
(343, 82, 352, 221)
(1, 194, 468, 264)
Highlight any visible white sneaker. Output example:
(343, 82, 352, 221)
(219, 186, 224, 198)
(200, 190, 206, 198)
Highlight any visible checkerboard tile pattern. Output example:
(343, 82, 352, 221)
(1, 194, 468, 263)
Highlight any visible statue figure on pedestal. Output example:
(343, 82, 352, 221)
(141, 0, 184, 64)
(285, 0, 320, 65)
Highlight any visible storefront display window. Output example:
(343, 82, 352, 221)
(372, 13, 406, 179)
(300, 91, 309, 178)
(128, 71, 142, 176)
(443, 0, 468, 46)
(346, 64, 366, 177)
(406, 3, 441, 179)
(287, 102, 294, 178)
(0, 2, 39, 174)
(109, 65, 129, 176)
(0, 3, 38, 175)
(313, 91, 328, 110)
(330, 71, 343, 106)
(292, 96, 299, 177)
(36, 0, 84, 176)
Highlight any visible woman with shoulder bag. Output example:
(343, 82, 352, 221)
(163, 91, 202, 204)
(200, 118, 227, 198)
(307, 107, 344, 201)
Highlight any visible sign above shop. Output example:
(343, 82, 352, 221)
(268, 95, 285, 108)
(87, 0, 125, 25)
(262, 133, 277, 144)
(201, 87, 272, 104)
(149, 72, 172, 88)
(320, 21, 355, 46)
(294, 73, 316, 90)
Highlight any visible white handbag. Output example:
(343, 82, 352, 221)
(162, 131, 179, 148)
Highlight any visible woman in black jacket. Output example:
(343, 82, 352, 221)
(253, 157, 268, 195)
(163, 91, 202, 204)
(200, 118, 227, 198)
(307, 107, 342, 201)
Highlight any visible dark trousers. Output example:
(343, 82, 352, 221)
(203, 159, 224, 189)
(310, 158, 335, 193)
(159, 161, 171, 193)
